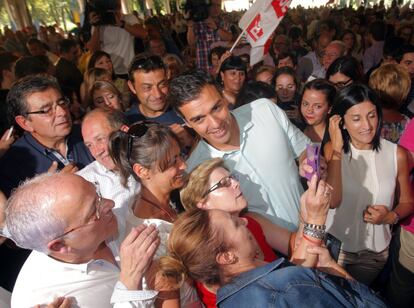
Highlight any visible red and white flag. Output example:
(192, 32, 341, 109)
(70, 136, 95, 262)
(238, 0, 292, 65)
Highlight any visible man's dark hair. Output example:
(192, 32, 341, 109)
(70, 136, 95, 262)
(6, 76, 61, 120)
(275, 51, 298, 66)
(395, 44, 414, 63)
(369, 21, 386, 42)
(128, 54, 166, 82)
(0, 52, 18, 84)
(58, 39, 77, 54)
(26, 38, 44, 48)
(168, 70, 219, 117)
(235, 81, 277, 108)
(383, 36, 404, 60)
(14, 56, 49, 79)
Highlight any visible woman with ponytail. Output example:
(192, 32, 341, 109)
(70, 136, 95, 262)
(109, 121, 201, 307)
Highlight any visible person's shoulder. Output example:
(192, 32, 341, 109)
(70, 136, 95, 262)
(186, 141, 211, 172)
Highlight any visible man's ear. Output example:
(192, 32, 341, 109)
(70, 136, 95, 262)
(127, 80, 137, 95)
(216, 251, 237, 265)
(15, 115, 34, 132)
(133, 163, 150, 180)
(47, 239, 69, 254)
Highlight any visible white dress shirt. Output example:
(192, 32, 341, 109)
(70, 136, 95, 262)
(11, 237, 157, 307)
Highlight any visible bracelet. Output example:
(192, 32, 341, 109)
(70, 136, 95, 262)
(391, 210, 400, 225)
(303, 234, 323, 245)
(304, 222, 326, 230)
(303, 226, 326, 240)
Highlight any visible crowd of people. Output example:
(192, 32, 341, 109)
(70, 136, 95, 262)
(1, 0, 414, 307)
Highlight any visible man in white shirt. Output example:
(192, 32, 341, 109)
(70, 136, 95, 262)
(87, 0, 147, 77)
(168, 71, 311, 231)
(78, 108, 139, 220)
(6, 172, 159, 307)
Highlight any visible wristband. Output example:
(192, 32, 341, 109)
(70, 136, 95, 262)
(392, 210, 400, 225)
(303, 226, 326, 240)
(304, 222, 326, 230)
(303, 234, 323, 245)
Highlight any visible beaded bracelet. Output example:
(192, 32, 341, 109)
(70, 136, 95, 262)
(304, 222, 326, 230)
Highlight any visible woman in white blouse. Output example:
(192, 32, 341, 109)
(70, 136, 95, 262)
(324, 84, 414, 285)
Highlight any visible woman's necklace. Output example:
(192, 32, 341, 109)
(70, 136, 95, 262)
(140, 195, 177, 222)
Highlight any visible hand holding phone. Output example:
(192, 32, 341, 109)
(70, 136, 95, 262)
(304, 144, 321, 182)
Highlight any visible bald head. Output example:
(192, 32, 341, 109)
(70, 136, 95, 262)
(323, 41, 346, 69)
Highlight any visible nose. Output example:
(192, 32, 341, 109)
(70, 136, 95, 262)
(152, 85, 163, 99)
(207, 114, 221, 129)
(177, 155, 187, 170)
(55, 102, 68, 117)
(361, 117, 372, 130)
(103, 96, 113, 107)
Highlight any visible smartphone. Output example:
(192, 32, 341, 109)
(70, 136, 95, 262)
(304, 144, 321, 181)
(325, 233, 342, 262)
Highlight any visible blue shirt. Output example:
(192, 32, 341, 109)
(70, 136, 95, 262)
(217, 259, 387, 308)
(0, 125, 93, 197)
(126, 105, 184, 126)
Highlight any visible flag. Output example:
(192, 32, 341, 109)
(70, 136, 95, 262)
(238, 0, 292, 65)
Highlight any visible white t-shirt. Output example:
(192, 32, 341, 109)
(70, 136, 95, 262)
(98, 14, 139, 75)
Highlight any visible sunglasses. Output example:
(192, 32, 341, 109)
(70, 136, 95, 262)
(126, 121, 157, 161)
(132, 55, 165, 71)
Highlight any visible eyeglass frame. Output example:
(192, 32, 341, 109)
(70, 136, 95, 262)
(25, 96, 71, 117)
(330, 78, 352, 89)
(51, 194, 104, 241)
(203, 174, 239, 198)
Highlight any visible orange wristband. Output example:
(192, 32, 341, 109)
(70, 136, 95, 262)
(303, 234, 323, 246)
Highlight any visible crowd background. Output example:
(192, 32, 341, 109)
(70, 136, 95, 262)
(1, 0, 414, 307)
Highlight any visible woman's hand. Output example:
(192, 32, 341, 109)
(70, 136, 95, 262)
(363, 205, 390, 224)
(300, 175, 332, 225)
(328, 115, 343, 154)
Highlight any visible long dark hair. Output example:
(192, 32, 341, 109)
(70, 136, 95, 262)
(328, 84, 383, 154)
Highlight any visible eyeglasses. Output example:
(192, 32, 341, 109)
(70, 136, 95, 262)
(127, 121, 156, 161)
(51, 194, 104, 241)
(26, 97, 70, 117)
(203, 174, 238, 198)
(331, 79, 352, 89)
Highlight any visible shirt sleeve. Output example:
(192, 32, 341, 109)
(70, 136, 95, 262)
(111, 281, 158, 308)
(266, 100, 310, 158)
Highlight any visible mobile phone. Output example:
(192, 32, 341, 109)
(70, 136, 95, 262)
(325, 232, 342, 262)
(304, 144, 321, 181)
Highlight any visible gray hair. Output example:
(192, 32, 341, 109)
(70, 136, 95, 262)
(5, 173, 66, 253)
(330, 40, 347, 57)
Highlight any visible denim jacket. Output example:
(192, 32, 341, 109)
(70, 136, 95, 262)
(216, 259, 387, 308)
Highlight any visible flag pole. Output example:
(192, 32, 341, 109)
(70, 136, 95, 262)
(229, 7, 261, 53)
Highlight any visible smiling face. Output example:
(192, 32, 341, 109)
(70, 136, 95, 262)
(301, 89, 330, 126)
(179, 84, 236, 150)
(128, 69, 169, 117)
(18, 87, 72, 146)
(343, 101, 379, 150)
(146, 139, 187, 192)
(82, 112, 116, 171)
(94, 55, 114, 76)
(221, 69, 246, 93)
(54, 175, 117, 259)
(275, 73, 296, 102)
(200, 167, 247, 215)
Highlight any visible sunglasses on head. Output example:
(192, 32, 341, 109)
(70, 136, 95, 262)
(126, 121, 157, 161)
(133, 55, 165, 70)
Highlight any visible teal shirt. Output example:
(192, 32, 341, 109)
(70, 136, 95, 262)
(186, 98, 310, 231)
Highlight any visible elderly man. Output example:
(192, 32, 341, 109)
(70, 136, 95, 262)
(6, 173, 159, 307)
(0, 76, 93, 197)
(78, 108, 139, 220)
(168, 70, 311, 231)
(322, 40, 346, 71)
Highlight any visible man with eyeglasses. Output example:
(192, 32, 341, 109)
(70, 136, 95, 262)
(126, 54, 194, 151)
(0, 76, 93, 197)
(6, 173, 160, 307)
(168, 70, 312, 232)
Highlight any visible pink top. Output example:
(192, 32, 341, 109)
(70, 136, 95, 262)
(398, 119, 414, 234)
